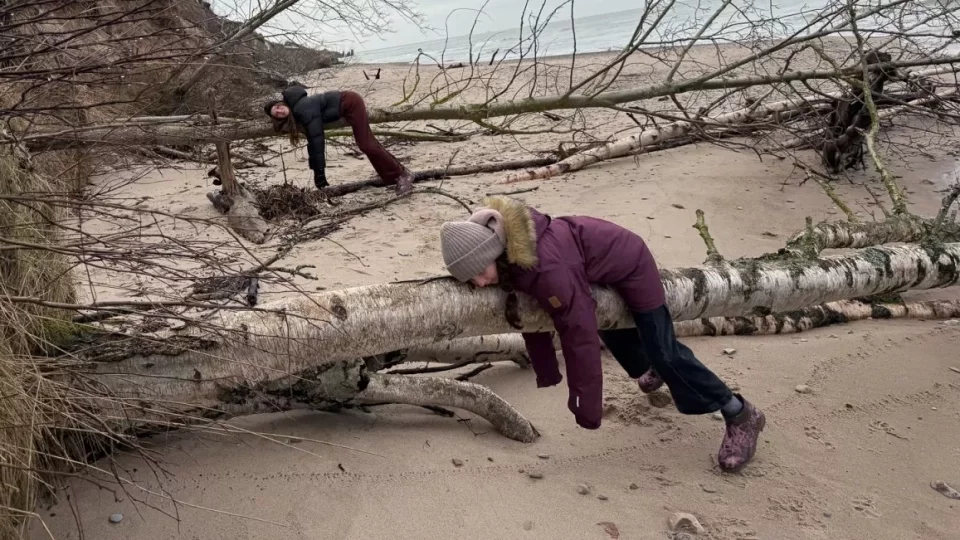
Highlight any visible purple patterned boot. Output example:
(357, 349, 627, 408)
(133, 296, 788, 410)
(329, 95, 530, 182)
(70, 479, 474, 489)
(718, 395, 766, 472)
(635, 369, 664, 394)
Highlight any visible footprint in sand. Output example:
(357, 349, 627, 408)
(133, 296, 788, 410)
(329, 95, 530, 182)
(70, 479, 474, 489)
(852, 496, 882, 518)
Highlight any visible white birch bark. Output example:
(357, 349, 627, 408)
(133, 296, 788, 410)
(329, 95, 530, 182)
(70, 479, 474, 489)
(406, 299, 960, 360)
(89, 242, 960, 407)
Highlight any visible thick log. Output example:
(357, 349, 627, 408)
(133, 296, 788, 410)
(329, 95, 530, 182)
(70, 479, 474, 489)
(400, 299, 960, 361)
(86, 242, 960, 414)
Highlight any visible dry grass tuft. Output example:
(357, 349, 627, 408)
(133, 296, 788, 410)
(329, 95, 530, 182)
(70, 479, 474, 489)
(0, 133, 78, 539)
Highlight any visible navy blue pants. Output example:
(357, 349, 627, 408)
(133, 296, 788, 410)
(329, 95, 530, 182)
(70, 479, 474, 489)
(599, 305, 733, 415)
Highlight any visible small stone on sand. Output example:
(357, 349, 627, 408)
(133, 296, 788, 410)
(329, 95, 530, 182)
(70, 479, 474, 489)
(597, 494, 609, 501)
(722, 348, 737, 356)
(109, 513, 123, 524)
(795, 384, 813, 394)
(629, 483, 640, 490)
(528, 472, 544, 479)
(538, 454, 550, 459)
(577, 484, 591, 495)
(943, 319, 960, 326)
(668, 512, 705, 535)
(712, 412, 724, 421)
(701, 485, 718, 494)
(949, 367, 960, 374)
(452, 458, 464, 467)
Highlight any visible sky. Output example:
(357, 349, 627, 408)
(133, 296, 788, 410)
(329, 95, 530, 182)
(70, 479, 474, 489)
(212, 0, 638, 53)
(361, 0, 637, 51)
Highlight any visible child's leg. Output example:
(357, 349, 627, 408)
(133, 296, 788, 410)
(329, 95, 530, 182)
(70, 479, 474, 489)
(598, 328, 649, 378)
(598, 328, 664, 393)
(631, 305, 733, 415)
(634, 304, 766, 472)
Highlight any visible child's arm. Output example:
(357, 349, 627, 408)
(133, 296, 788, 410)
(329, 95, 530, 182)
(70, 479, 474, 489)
(528, 264, 603, 429)
(520, 332, 562, 387)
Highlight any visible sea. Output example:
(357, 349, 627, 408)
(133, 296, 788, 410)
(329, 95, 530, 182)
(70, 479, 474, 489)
(353, 0, 955, 65)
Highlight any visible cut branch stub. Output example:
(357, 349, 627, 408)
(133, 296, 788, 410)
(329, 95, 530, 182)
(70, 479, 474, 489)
(693, 210, 724, 265)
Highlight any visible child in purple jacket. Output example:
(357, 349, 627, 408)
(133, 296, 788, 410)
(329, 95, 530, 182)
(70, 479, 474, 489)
(439, 196, 766, 472)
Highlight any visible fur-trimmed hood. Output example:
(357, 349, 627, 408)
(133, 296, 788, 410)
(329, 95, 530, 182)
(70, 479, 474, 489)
(482, 196, 540, 270)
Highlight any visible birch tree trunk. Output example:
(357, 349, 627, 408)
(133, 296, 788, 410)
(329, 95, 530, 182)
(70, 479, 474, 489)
(86, 242, 960, 417)
(400, 299, 960, 363)
(782, 217, 960, 256)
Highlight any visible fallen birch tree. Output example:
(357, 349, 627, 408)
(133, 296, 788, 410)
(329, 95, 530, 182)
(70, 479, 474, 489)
(67, 241, 960, 443)
(389, 298, 960, 365)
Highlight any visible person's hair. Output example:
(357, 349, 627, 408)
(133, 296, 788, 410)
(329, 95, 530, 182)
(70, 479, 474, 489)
(495, 257, 523, 330)
(271, 114, 301, 146)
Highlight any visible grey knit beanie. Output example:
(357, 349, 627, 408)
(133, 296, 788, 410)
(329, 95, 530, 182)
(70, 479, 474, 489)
(440, 209, 507, 282)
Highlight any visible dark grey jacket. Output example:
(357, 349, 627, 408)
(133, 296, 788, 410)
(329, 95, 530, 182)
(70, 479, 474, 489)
(282, 85, 341, 174)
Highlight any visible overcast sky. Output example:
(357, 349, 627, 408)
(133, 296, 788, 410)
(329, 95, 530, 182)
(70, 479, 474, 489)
(213, 0, 637, 52)
(364, 0, 635, 51)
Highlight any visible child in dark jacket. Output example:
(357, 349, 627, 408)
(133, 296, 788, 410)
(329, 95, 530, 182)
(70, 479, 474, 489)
(264, 85, 414, 194)
(439, 197, 766, 472)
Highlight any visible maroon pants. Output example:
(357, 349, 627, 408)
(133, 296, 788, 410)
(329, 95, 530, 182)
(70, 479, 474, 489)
(339, 91, 405, 183)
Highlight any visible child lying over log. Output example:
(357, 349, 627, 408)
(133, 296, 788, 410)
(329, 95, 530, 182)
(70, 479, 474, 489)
(439, 196, 767, 472)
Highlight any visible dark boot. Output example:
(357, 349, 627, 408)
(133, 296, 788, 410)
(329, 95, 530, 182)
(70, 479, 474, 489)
(635, 369, 664, 393)
(718, 395, 765, 472)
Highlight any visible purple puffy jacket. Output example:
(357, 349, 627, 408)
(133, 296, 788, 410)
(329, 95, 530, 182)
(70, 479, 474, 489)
(483, 197, 665, 429)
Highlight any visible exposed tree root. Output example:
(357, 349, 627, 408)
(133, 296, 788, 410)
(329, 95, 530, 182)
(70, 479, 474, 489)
(359, 373, 539, 442)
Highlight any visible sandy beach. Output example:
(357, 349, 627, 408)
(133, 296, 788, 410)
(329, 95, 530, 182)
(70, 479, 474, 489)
(29, 51, 960, 540)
